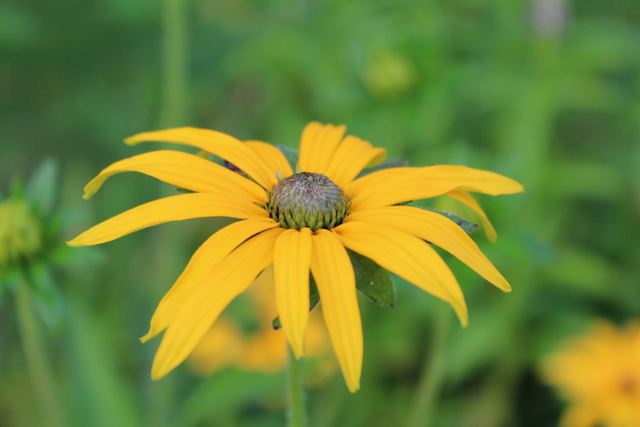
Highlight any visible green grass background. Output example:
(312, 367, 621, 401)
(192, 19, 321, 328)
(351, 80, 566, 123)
(1, 0, 639, 426)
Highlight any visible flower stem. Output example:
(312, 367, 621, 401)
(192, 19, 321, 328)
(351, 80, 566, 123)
(148, 1, 189, 424)
(160, 0, 188, 127)
(405, 304, 453, 427)
(15, 278, 64, 427)
(286, 345, 307, 427)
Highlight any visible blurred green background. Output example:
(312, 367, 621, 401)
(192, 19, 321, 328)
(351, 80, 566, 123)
(1, 0, 639, 426)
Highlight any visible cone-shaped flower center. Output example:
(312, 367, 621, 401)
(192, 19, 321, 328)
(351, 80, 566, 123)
(266, 172, 350, 231)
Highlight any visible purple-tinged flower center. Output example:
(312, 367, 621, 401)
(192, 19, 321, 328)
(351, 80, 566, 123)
(265, 172, 350, 231)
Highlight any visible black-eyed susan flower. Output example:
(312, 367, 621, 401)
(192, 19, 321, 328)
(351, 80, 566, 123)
(542, 322, 640, 427)
(68, 122, 523, 392)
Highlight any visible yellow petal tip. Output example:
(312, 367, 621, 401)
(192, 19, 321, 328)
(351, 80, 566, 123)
(150, 370, 164, 381)
(292, 347, 305, 360)
(140, 330, 157, 343)
(82, 181, 100, 200)
(346, 381, 360, 393)
(66, 240, 82, 247)
(455, 308, 469, 328)
(151, 360, 172, 381)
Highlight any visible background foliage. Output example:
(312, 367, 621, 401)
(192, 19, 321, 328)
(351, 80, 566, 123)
(1, 0, 639, 426)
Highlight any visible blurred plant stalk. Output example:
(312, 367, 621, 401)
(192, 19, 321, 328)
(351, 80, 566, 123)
(146, 0, 191, 424)
(405, 304, 453, 427)
(161, 0, 189, 127)
(16, 279, 64, 427)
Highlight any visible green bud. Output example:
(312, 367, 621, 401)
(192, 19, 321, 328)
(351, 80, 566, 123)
(0, 200, 43, 269)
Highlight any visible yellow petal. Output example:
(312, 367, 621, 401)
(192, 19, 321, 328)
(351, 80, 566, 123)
(335, 221, 468, 327)
(273, 228, 312, 358)
(447, 191, 497, 243)
(310, 229, 362, 393)
(82, 150, 265, 202)
(244, 141, 294, 179)
(141, 218, 280, 342)
(347, 166, 524, 210)
(67, 193, 266, 247)
(298, 122, 346, 174)
(347, 206, 511, 292)
(323, 135, 387, 187)
(344, 166, 413, 198)
(125, 127, 278, 190)
(150, 227, 284, 380)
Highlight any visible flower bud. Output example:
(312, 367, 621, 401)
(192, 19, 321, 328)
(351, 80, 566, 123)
(0, 200, 43, 269)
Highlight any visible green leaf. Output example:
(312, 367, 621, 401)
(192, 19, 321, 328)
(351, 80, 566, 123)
(276, 144, 299, 171)
(26, 158, 58, 216)
(271, 273, 319, 330)
(26, 265, 65, 334)
(348, 249, 396, 309)
(419, 206, 478, 234)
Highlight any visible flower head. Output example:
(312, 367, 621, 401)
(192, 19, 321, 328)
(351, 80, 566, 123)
(542, 322, 640, 427)
(68, 122, 523, 392)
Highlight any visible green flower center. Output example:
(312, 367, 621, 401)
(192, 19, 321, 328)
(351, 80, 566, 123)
(265, 172, 350, 231)
(0, 200, 43, 269)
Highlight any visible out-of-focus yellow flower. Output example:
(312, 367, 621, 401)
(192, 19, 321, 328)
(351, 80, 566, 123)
(190, 266, 333, 377)
(542, 322, 640, 427)
(0, 199, 42, 270)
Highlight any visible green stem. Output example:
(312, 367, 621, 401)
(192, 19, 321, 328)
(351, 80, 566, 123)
(160, 0, 189, 127)
(15, 278, 64, 427)
(405, 305, 453, 427)
(286, 346, 307, 427)
(148, 1, 189, 424)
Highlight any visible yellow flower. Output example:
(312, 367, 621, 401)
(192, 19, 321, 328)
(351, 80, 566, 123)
(68, 122, 523, 392)
(542, 322, 640, 427)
